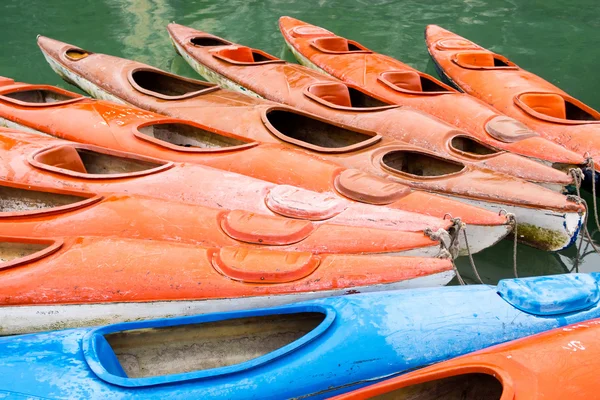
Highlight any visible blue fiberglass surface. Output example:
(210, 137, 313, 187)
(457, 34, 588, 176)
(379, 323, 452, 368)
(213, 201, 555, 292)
(2, 273, 600, 399)
(498, 272, 600, 315)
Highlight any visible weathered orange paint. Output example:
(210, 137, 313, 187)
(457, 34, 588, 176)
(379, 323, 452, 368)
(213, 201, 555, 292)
(0, 128, 508, 230)
(425, 24, 600, 170)
(0, 235, 453, 305)
(332, 319, 600, 399)
(165, 23, 580, 190)
(278, 17, 585, 171)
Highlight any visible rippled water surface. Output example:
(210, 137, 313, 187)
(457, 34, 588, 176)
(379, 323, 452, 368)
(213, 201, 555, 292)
(2, 0, 599, 283)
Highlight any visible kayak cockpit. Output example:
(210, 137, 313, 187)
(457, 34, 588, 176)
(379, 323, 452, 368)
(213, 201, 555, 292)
(0, 184, 100, 217)
(304, 82, 398, 111)
(452, 52, 518, 70)
(0, 238, 62, 271)
(128, 68, 219, 100)
(380, 150, 466, 178)
(378, 71, 456, 95)
(212, 46, 285, 66)
(369, 373, 504, 399)
(262, 108, 381, 153)
(0, 86, 84, 107)
(84, 307, 335, 386)
(309, 37, 372, 54)
(64, 48, 90, 61)
(135, 121, 257, 153)
(190, 36, 233, 47)
(29, 144, 173, 178)
(514, 92, 600, 125)
(449, 135, 501, 158)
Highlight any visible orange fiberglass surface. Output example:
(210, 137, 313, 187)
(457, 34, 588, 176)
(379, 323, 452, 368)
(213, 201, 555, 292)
(0, 235, 454, 335)
(0, 179, 443, 257)
(0, 123, 515, 257)
(165, 23, 579, 192)
(425, 25, 600, 179)
(278, 16, 586, 175)
(332, 319, 600, 400)
(34, 37, 585, 251)
(0, 128, 463, 254)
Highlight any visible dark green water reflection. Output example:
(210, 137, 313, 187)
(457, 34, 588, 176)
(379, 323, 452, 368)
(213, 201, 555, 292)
(2, 0, 599, 284)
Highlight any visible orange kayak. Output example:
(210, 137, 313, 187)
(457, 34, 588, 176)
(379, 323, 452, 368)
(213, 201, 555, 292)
(425, 25, 600, 178)
(0, 128, 459, 237)
(0, 128, 514, 257)
(165, 23, 578, 192)
(0, 235, 454, 334)
(278, 16, 586, 174)
(0, 179, 442, 257)
(332, 318, 600, 399)
(33, 40, 586, 251)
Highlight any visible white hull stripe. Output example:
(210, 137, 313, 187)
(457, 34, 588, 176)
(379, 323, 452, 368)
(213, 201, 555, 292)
(0, 271, 454, 335)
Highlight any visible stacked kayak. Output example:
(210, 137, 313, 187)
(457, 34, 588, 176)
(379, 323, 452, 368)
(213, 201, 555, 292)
(425, 25, 600, 183)
(277, 17, 587, 176)
(0, 235, 454, 334)
(0, 181, 442, 256)
(0, 274, 598, 398)
(334, 319, 600, 399)
(32, 41, 586, 251)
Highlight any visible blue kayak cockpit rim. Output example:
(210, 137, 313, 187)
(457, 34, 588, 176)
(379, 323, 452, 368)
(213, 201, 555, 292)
(82, 304, 336, 387)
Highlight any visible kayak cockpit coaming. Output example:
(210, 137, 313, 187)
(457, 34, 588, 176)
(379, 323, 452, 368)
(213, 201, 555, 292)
(190, 36, 233, 47)
(0, 237, 63, 271)
(448, 135, 502, 159)
(28, 144, 174, 179)
(134, 121, 258, 153)
(367, 372, 505, 400)
(379, 150, 466, 179)
(451, 52, 518, 70)
(127, 68, 220, 100)
(64, 48, 91, 61)
(309, 36, 372, 54)
(378, 70, 456, 95)
(262, 108, 382, 153)
(304, 82, 399, 112)
(0, 85, 85, 107)
(83, 305, 335, 387)
(514, 92, 600, 125)
(0, 184, 102, 218)
(212, 46, 285, 66)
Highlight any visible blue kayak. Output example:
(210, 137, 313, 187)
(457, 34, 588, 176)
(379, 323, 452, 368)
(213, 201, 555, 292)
(1, 273, 599, 399)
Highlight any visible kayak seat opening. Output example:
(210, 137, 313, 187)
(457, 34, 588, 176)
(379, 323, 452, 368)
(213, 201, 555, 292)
(310, 37, 371, 53)
(65, 48, 90, 61)
(190, 36, 232, 47)
(453, 52, 516, 69)
(102, 312, 326, 378)
(370, 373, 503, 400)
(213, 47, 283, 65)
(0, 241, 51, 265)
(382, 150, 465, 177)
(35, 145, 167, 175)
(129, 69, 216, 99)
(264, 109, 380, 152)
(379, 71, 452, 93)
(450, 136, 499, 157)
(0, 185, 90, 213)
(1, 88, 79, 104)
(138, 123, 250, 149)
(518, 93, 600, 121)
(307, 83, 393, 108)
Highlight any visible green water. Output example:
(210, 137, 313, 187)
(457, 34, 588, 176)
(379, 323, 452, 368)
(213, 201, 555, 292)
(2, 0, 600, 283)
